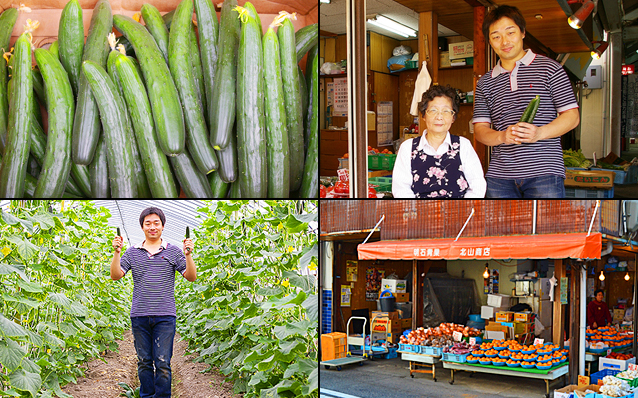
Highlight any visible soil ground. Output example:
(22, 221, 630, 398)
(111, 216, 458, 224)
(61, 330, 238, 398)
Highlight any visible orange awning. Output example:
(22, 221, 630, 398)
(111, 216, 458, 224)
(357, 233, 602, 261)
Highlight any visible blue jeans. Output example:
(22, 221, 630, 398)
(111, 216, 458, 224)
(486, 175, 565, 198)
(131, 316, 176, 398)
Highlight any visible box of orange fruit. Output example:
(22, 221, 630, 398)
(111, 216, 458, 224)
(463, 340, 568, 371)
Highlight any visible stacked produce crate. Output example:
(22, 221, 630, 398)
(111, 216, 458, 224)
(321, 332, 347, 361)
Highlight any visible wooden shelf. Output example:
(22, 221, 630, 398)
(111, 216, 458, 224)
(439, 65, 473, 70)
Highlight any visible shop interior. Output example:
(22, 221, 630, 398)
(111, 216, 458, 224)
(319, 0, 638, 198)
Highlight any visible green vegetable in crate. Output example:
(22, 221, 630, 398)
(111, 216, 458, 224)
(33, 48, 75, 198)
(169, 0, 218, 175)
(58, 0, 84, 96)
(140, 4, 169, 63)
(295, 23, 318, 63)
(0, 8, 18, 153)
(563, 149, 593, 169)
(235, 5, 267, 197)
(114, 14, 185, 156)
(519, 95, 540, 124)
(194, 0, 219, 125)
(299, 45, 318, 198)
(72, 0, 112, 165)
(597, 161, 625, 171)
(169, 152, 214, 197)
(0, 32, 31, 197)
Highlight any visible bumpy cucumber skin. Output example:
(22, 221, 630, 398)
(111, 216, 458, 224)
(209, 0, 239, 150)
(141, 3, 170, 63)
(169, 0, 218, 175)
(278, 18, 304, 192)
(113, 52, 178, 198)
(193, 0, 219, 127)
(58, 0, 84, 95)
(299, 64, 308, 148)
(169, 152, 214, 198)
(0, 8, 17, 153)
(71, 163, 92, 197)
(82, 60, 137, 198)
(295, 23, 318, 63)
(33, 49, 75, 198)
(299, 46, 319, 198)
(31, 69, 47, 109)
(215, 129, 237, 183)
(0, 33, 31, 197)
(208, 171, 229, 198)
(190, 21, 206, 116)
(263, 28, 290, 198)
(89, 135, 110, 198)
(243, 2, 262, 37)
(237, 13, 267, 197)
(114, 14, 186, 156)
(72, 0, 112, 165)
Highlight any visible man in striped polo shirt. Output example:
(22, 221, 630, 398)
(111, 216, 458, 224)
(110, 207, 196, 398)
(473, 5, 580, 198)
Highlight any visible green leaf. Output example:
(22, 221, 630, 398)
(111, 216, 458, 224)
(101, 329, 114, 340)
(48, 292, 71, 307)
(0, 388, 22, 396)
(44, 332, 65, 348)
(24, 329, 43, 347)
(299, 243, 317, 270)
(0, 313, 28, 337)
(0, 339, 27, 371)
(32, 211, 55, 229)
(273, 320, 314, 340)
(67, 302, 88, 316)
(283, 358, 317, 379)
(53, 216, 66, 231)
(284, 215, 308, 233)
(43, 372, 73, 398)
(9, 368, 42, 397)
(6, 236, 39, 261)
(282, 271, 316, 292)
(20, 357, 41, 374)
(302, 367, 318, 395)
(291, 212, 317, 223)
(2, 294, 41, 309)
(16, 279, 43, 293)
(58, 244, 76, 256)
(279, 340, 302, 356)
(1, 210, 21, 225)
(248, 371, 269, 386)
(256, 353, 277, 371)
(0, 263, 28, 281)
(60, 322, 78, 337)
(301, 294, 318, 322)
(256, 286, 283, 296)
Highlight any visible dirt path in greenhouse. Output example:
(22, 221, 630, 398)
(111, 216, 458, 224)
(61, 330, 237, 398)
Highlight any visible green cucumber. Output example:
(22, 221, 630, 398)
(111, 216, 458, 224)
(0, 33, 31, 197)
(141, 3, 169, 63)
(243, 2, 262, 37)
(113, 51, 178, 198)
(215, 129, 237, 183)
(72, 0, 112, 165)
(23, 171, 39, 198)
(263, 26, 289, 197)
(278, 17, 304, 192)
(33, 48, 75, 198)
(169, 0, 218, 175)
(295, 23, 318, 63)
(519, 95, 540, 123)
(528, 96, 540, 124)
(8, 77, 44, 162)
(89, 135, 110, 197)
(82, 60, 137, 197)
(190, 21, 206, 115)
(58, 0, 84, 96)
(299, 64, 308, 146)
(304, 45, 317, 154)
(209, 0, 239, 150)
(169, 152, 213, 197)
(162, 9, 176, 30)
(49, 40, 59, 59)
(237, 10, 267, 197)
(299, 45, 318, 198)
(31, 69, 47, 108)
(114, 14, 185, 156)
(70, 163, 92, 197)
(194, 0, 219, 128)
(0, 8, 17, 154)
(208, 171, 229, 198)
(27, 155, 41, 179)
(229, 181, 241, 198)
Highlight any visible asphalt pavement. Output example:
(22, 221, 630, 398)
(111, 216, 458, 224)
(320, 355, 569, 398)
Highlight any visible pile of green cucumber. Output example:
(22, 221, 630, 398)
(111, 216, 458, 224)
(0, 0, 318, 198)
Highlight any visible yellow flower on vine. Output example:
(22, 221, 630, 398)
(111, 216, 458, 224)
(1, 247, 11, 257)
(309, 261, 317, 271)
(277, 223, 283, 230)
(281, 280, 290, 287)
(287, 246, 294, 253)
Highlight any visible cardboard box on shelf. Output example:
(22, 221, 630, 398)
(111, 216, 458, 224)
(514, 312, 536, 323)
(394, 293, 409, 302)
(381, 279, 407, 293)
(481, 305, 509, 319)
(565, 169, 615, 189)
(488, 294, 512, 308)
(598, 355, 636, 371)
(485, 322, 511, 340)
(372, 318, 401, 334)
(496, 311, 515, 322)
(401, 318, 412, 328)
(613, 309, 626, 322)
(371, 311, 399, 321)
(367, 111, 376, 131)
(554, 385, 578, 398)
(449, 41, 474, 60)
(573, 384, 599, 398)
(440, 51, 451, 67)
(513, 322, 534, 334)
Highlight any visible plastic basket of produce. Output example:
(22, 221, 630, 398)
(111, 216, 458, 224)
(537, 355, 552, 363)
(536, 363, 552, 370)
(616, 370, 638, 388)
(442, 353, 468, 363)
(421, 346, 443, 356)
(498, 352, 510, 359)
(368, 154, 397, 170)
(565, 186, 614, 199)
(478, 359, 492, 365)
(521, 362, 537, 369)
(589, 347, 608, 354)
(471, 350, 485, 358)
(521, 348, 537, 354)
(466, 356, 479, 364)
(590, 369, 621, 385)
(368, 177, 392, 192)
(398, 343, 420, 353)
(506, 360, 520, 367)
(492, 359, 506, 366)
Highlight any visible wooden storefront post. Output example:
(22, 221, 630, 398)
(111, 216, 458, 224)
(553, 259, 565, 347)
(569, 260, 581, 384)
(412, 259, 418, 331)
(472, 5, 488, 173)
(417, 12, 438, 135)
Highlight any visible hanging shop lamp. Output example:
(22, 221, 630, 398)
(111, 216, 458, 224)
(367, 15, 417, 38)
(599, 270, 605, 281)
(483, 264, 490, 279)
(591, 41, 609, 59)
(625, 272, 630, 281)
(568, 0, 596, 29)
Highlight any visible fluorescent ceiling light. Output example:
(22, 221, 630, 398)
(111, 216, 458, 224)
(367, 15, 416, 38)
(320, 0, 331, 3)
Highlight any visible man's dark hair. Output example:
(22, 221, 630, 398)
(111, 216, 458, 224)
(418, 84, 460, 121)
(482, 5, 526, 40)
(594, 289, 604, 296)
(139, 207, 166, 227)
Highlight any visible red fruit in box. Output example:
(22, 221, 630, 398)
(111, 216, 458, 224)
(334, 181, 349, 194)
(320, 185, 327, 198)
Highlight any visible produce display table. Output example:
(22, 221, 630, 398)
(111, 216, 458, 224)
(443, 361, 569, 398)
(584, 347, 632, 375)
(398, 351, 441, 381)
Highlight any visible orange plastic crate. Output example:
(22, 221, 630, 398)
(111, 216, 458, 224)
(321, 332, 347, 361)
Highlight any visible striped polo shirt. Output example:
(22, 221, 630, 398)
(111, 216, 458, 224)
(473, 50, 578, 179)
(120, 239, 187, 318)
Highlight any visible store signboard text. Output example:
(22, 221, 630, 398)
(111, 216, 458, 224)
(412, 247, 491, 257)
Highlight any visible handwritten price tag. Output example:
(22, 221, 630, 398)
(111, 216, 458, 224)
(578, 375, 590, 387)
(453, 331, 463, 342)
(628, 363, 638, 371)
(337, 168, 349, 181)
(534, 338, 544, 346)
(607, 349, 612, 355)
(469, 337, 477, 346)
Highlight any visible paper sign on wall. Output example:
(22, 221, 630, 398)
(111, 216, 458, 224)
(346, 260, 358, 282)
(453, 331, 463, 342)
(469, 337, 477, 345)
(578, 375, 590, 387)
(628, 363, 638, 371)
(341, 285, 351, 307)
(561, 277, 569, 305)
(534, 338, 544, 346)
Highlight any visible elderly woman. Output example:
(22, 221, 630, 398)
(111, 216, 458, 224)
(392, 85, 486, 198)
